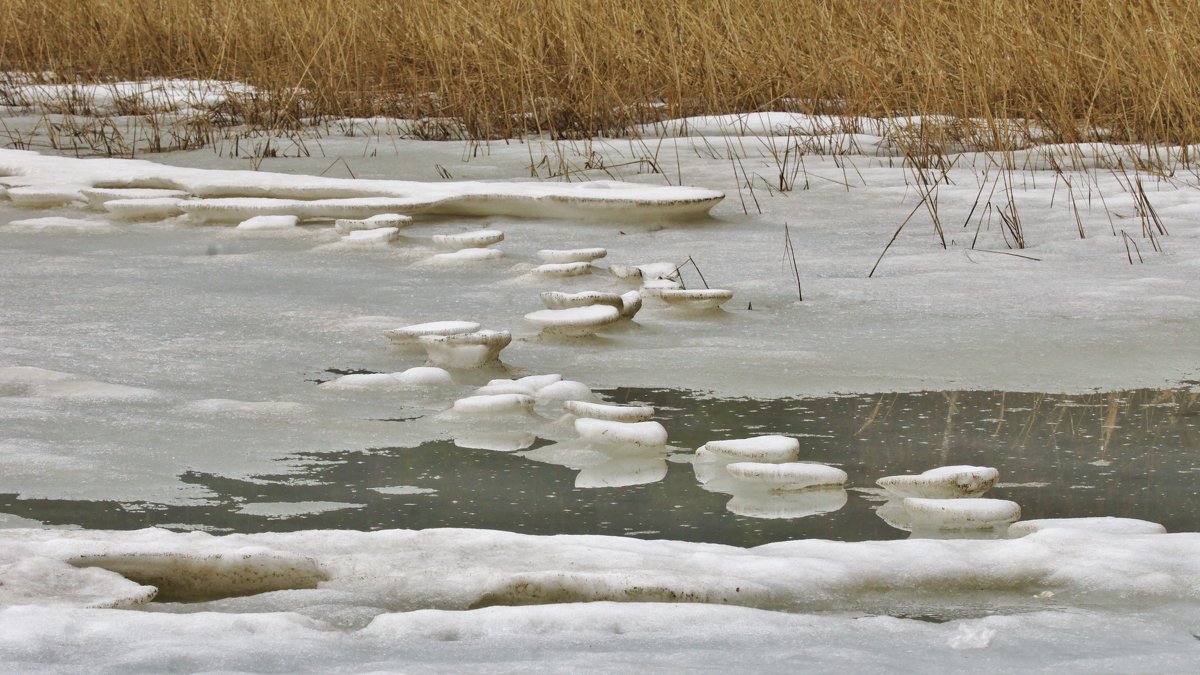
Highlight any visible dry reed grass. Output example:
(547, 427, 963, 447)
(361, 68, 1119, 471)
(2, 0, 1199, 145)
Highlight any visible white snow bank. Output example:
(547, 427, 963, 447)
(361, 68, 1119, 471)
(0, 149, 723, 222)
(4, 525, 1199, 614)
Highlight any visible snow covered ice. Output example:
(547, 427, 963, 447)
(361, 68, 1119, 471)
(1, 100, 1200, 671)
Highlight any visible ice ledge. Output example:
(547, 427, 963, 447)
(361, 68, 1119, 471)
(0, 149, 724, 222)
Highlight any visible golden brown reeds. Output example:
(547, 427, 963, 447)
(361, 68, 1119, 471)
(1, 0, 1199, 144)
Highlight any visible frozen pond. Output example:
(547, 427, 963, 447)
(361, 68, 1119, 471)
(4, 387, 1196, 543)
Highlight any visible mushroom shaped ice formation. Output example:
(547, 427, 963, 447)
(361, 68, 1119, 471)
(699, 435, 799, 463)
(515, 373, 563, 390)
(877, 465, 999, 499)
(236, 214, 299, 230)
(726, 488, 848, 519)
(725, 462, 848, 492)
(432, 229, 504, 250)
(418, 329, 511, 369)
(426, 248, 505, 265)
(658, 288, 734, 311)
(341, 226, 400, 246)
(902, 497, 1021, 531)
(563, 400, 655, 423)
(539, 291, 624, 310)
(1007, 517, 1167, 538)
(392, 366, 455, 387)
(450, 393, 535, 416)
(534, 262, 592, 278)
(639, 277, 684, 299)
(575, 418, 668, 448)
(618, 291, 643, 319)
(334, 213, 412, 234)
(525, 305, 621, 337)
(536, 247, 608, 263)
(384, 320, 481, 345)
(535, 379, 593, 404)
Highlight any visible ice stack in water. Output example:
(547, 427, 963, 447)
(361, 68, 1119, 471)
(518, 398, 669, 489)
(427, 229, 505, 264)
(445, 374, 595, 453)
(382, 320, 509, 369)
(693, 435, 847, 519)
(525, 290, 642, 337)
(335, 213, 412, 246)
(533, 247, 606, 278)
(874, 465, 1018, 536)
(612, 261, 733, 311)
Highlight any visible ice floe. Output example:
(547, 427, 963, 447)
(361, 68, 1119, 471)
(450, 394, 536, 416)
(425, 247, 505, 265)
(725, 462, 848, 491)
(525, 305, 621, 337)
(575, 419, 668, 448)
(902, 497, 1022, 532)
(1008, 517, 1167, 538)
(877, 465, 1000, 499)
(562, 400, 655, 422)
(538, 290, 624, 310)
(432, 229, 504, 250)
(698, 435, 800, 463)
(536, 247, 607, 263)
(333, 213, 412, 234)
(340, 226, 400, 246)
(658, 288, 734, 311)
(533, 262, 592, 277)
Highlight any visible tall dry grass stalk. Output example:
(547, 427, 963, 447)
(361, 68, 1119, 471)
(1, 0, 1199, 144)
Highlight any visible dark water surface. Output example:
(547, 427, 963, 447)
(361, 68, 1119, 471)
(3, 387, 1197, 546)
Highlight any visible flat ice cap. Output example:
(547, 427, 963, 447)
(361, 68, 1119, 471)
(539, 290, 623, 310)
(525, 305, 621, 336)
(877, 466, 999, 499)
(537, 247, 607, 263)
(658, 288, 733, 311)
(385, 320, 481, 345)
(700, 435, 799, 463)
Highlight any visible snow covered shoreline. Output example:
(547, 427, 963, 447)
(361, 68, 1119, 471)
(2, 524, 1199, 672)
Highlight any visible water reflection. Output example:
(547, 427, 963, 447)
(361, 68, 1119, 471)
(1, 386, 1196, 547)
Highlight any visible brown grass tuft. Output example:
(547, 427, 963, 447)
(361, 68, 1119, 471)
(2, 0, 1199, 144)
